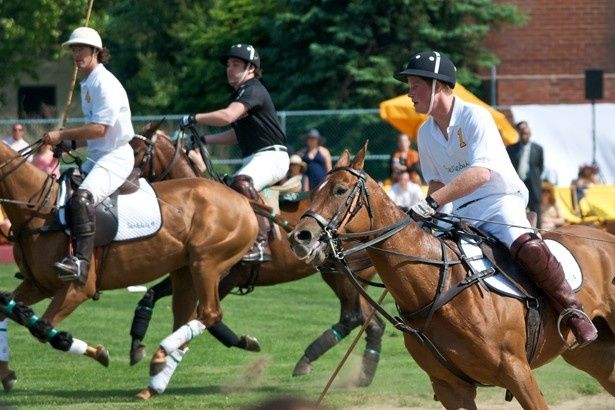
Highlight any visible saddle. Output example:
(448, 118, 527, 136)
(437, 220, 546, 367)
(58, 167, 143, 247)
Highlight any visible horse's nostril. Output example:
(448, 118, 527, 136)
(295, 230, 313, 243)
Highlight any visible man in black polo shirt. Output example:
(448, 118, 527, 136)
(180, 44, 289, 263)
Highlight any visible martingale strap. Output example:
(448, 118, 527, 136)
(332, 246, 485, 387)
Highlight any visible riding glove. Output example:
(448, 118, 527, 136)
(410, 196, 438, 219)
(179, 114, 197, 128)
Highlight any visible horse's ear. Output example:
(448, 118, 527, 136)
(350, 140, 369, 170)
(139, 118, 166, 140)
(335, 150, 351, 167)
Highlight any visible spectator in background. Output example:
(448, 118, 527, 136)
(390, 133, 421, 184)
(506, 121, 544, 228)
(298, 129, 332, 191)
(32, 143, 60, 179)
(386, 171, 424, 212)
(275, 154, 307, 193)
(3, 123, 32, 161)
(572, 163, 600, 203)
(540, 181, 565, 231)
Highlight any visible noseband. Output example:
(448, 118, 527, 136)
(301, 166, 373, 237)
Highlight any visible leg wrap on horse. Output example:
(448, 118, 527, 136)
(149, 347, 188, 394)
(67, 338, 88, 355)
(0, 319, 8, 362)
(511, 232, 597, 346)
(48, 331, 74, 352)
(159, 320, 206, 354)
(304, 328, 344, 362)
(208, 321, 240, 348)
(231, 175, 272, 263)
(364, 314, 385, 354)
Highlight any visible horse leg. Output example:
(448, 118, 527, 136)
(140, 270, 198, 399)
(293, 273, 368, 378)
(561, 317, 615, 395)
(430, 376, 478, 410)
(206, 267, 260, 352)
(356, 312, 385, 387)
(47, 284, 109, 367)
(129, 275, 173, 365)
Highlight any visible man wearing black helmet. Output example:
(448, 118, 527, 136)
(180, 44, 289, 263)
(398, 51, 597, 348)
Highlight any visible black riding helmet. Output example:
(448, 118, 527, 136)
(219, 44, 260, 69)
(394, 51, 456, 89)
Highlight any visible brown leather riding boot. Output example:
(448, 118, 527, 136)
(230, 175, 272, 264)
(511, 233, 597, 348)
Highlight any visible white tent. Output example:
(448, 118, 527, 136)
(510, 104, 615, 185)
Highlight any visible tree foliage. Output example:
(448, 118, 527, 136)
(1, 0, 525, 114)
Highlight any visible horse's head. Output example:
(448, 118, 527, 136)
(131, 121, 199, 181)
(288, 142, 374, 265)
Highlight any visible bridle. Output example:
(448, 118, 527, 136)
(133, 132, 187, 182)
(301, 166, 373, 242)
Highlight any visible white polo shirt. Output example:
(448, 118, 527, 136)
(80, 64, 134, 160)
(418, 96, 528, 215)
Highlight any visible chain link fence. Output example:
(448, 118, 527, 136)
(0, 109, 402, 182)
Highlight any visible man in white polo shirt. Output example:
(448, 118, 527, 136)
(43, 27, 134, 284)
(395, 50, 597, 348)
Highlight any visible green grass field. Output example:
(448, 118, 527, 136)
(0, 263, 606, 409)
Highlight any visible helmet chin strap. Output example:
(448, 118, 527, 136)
(426, 78, 437, 116)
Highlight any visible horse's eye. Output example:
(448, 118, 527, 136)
(333, 184, 348, 196)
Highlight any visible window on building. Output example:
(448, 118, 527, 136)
(17, 86, 56, 118)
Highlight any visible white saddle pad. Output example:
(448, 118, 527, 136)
(115, 180, 161, 241)
(58, 178, 162, 242)
(460, 238, 582, 298)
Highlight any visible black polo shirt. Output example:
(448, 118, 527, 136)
(231, 78, 287, 157)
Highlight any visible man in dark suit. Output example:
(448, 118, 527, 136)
(507, 121, 544, 228)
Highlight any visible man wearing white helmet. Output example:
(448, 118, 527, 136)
(43, 27, 135, 283)
(397, 50, 597, 348)
(179, 44, 289, 264)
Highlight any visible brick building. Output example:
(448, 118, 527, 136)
(482, 0, 615, 106)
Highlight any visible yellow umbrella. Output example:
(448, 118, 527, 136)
(379, 83, 518, 145)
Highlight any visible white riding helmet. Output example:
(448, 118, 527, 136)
(62, 27, 103, 49)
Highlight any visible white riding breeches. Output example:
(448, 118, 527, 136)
(235, 149, 290, 191)
(460, 193, 533, 248)
(80, 144, 134, 205)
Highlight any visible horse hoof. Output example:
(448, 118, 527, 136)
(135, 387, 156, 400)
(292, 356, 312, 377)
(130, 344, 147, 366)
(238, 335, 261, 352)
(1, 370, 16, 393)
(95, 345, 110, 368)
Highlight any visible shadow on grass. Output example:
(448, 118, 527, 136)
(0, 384, 297, 406)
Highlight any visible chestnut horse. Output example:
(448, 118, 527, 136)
(288, 144, 615, 409)
(0, 140, 257, 387)
(129, 127, 384, 385)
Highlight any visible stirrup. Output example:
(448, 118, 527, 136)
(54, 257, 88, 284)
(556, 307, 594, 350)
(241, 243, 271, 264)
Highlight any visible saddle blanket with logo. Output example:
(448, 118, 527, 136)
(460, 238, 582, 298)
(58, 178, 162, 242)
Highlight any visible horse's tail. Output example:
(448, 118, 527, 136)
(249, 200, 295, 233)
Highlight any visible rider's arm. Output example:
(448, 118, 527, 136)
(194, 102, 247, 127)
(428, 166, 491, 208)
(42, 123, 107, 146)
